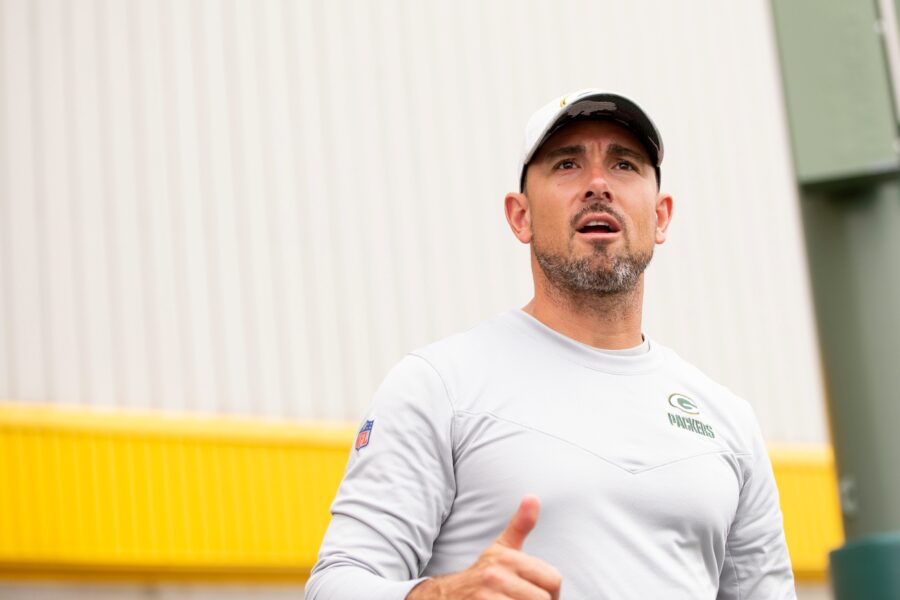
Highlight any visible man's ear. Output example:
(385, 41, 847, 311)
(505, 192, 532, 244)
(654, 192, 674, 244)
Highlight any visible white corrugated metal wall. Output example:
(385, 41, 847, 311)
(5, 0, 832, 466)
(0, 0, 827, 437)
(0, 0, 832, 597)
(1, 0, 826, 442)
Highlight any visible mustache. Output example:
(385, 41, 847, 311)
(570, 203, 626, 230)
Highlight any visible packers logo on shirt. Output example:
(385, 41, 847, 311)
(666, 393, 715, 439)
(668, 393, 700, 415)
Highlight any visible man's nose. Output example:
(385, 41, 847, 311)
(583, 163, 612, 202)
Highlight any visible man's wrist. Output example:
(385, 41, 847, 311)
(406, 576, 440, 599)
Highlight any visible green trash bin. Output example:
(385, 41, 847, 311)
(830, 532, 900, 600)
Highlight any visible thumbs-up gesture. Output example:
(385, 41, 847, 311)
(407, 495, 562, 599)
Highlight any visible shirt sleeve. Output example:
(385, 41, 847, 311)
(304, 354, 457, 600)
(717, 415, 797, 600)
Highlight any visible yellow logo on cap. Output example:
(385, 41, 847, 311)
(559, 95, 568, 108)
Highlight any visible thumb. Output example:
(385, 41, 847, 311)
(496, 495, 540, 550)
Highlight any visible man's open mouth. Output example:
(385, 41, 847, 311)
(574, 211, 622, 236)
(576, 220, 619, 234)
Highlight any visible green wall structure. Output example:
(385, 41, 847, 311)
(773, 0, 898, 183)
(771, 0, 900, 597)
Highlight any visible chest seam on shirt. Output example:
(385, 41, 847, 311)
(455, 408, 736, 475)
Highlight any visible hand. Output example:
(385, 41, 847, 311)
(406, 495, 562, 599)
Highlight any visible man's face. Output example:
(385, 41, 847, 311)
(509, 119, 672, 297)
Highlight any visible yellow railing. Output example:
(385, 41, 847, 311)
(0, 402, 842, 582)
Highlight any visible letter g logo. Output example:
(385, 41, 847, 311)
(668, 393, 700, 415)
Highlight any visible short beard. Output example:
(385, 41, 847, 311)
(534, 237, 653, 298)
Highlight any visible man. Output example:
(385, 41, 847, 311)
(305, 89, 796, 599)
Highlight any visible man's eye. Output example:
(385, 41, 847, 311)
(615, 160, 637, 171)
(556, 159, 578, 170)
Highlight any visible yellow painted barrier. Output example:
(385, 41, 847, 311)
(769, 443, 844, 580)
(0, 403, 842, 582)
(0, 402, 354, 580)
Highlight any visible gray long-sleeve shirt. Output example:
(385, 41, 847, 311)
(306, 310, 796, 599)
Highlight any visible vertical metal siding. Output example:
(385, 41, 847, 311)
(0, 0, 826, 441)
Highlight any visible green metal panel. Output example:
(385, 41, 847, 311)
(772, 0, 899, 183)
(799, 177, 900, 541)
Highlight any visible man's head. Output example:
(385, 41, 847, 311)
(518, 89, 664, 194)
(505, 90, 673, 300)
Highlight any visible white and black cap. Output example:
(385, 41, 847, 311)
(519, 88, 664, 191)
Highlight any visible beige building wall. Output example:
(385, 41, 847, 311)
(0, 1, 835, 598)
(1, 0, 825, 435)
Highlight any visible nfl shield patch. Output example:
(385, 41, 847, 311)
(355, 419, 374, 451)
